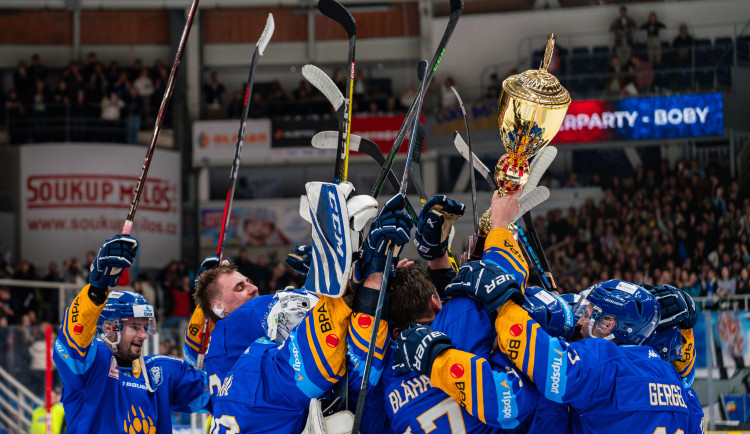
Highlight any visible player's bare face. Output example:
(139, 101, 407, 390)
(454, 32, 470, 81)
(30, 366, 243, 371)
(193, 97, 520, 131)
(117, 318, 150, 361)
(215, 271, 259, 316)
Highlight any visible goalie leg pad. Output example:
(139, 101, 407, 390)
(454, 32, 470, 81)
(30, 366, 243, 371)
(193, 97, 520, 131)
(303, 182, 353, 298)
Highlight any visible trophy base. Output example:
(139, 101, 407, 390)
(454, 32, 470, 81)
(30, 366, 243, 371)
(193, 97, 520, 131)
(460, 233, 486, 265)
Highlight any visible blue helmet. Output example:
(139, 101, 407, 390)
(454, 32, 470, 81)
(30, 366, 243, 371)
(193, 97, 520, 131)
(643, 325, 683, 361)
(97, 291, 156, 349)
(522, 286, 575, 340)
(263, 287, 319, 343)
(572, 280, 660, 345)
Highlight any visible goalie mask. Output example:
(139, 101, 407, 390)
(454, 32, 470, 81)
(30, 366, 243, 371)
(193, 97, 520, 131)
(572, 280, 659, 345)
(263, 288, 320, 343)
(97, 291, 156, 351)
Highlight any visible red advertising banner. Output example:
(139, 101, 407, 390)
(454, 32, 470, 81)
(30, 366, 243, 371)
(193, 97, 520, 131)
(350, 114, 427, 154)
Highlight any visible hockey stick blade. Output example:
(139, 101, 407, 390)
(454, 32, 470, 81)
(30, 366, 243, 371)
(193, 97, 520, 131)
(312, 131, 363, 153)
(515, 187, 550, 222)
(318, 0, 356, 37)
(525, 146, 557, 193)
(257, 14, 275, 55)
(417, 60, 428, 82)
(302, 64, 345, 111)
(453, 132, 495, 188)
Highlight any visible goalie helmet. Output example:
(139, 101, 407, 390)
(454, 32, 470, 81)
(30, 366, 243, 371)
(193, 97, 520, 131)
(97, 291, 156, 350)
(263, 288, 320, 343)
(572, 280, 660, 345)
(522, 286, 575, 341)
(642, 325, 684, 361)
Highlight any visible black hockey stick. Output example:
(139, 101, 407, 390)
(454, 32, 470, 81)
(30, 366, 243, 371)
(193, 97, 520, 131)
(352, 79, 428, 434)
(449, 86, 478, 236)
(199, 14, 274, 371)
(370, 0, 463, 199)
(318, 0, 356, 183)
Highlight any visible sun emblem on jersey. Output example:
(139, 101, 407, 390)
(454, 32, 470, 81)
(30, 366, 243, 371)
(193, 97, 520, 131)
(123, 405, 155, 434)
(509, 323, 523, 337)
(357, 315, 372, 329)
(449, 363, 464, 379)
(325, 334, 340, 348)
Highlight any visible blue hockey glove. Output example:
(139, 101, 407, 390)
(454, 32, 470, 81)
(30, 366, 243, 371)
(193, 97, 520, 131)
(643, 283, 698, 329)
(286, 244, 312, 276)
(414, 195, 465, 261)
(355, 194, 413, 281)
(195, 254, 232, 285)
(89, 235, 138, 289)
(444, 260, 524, 312)
(393, 325, 455, 376)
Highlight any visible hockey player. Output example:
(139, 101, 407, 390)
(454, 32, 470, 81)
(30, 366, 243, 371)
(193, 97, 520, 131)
(200, 185, 408, 433)
(382, 195, 569, 433)
(53, 235, 210, 433)
(393, 191, 704, 433)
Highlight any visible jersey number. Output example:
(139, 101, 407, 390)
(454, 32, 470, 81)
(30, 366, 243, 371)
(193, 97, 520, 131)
(410, 397, 465, 434)
(653, 428, 684, 434)
(210, 415, 239, 434)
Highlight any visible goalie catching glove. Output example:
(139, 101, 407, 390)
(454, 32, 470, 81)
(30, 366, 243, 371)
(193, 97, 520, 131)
(299, 181, 378, 297)
(414, 195, 465, 261)
(89, 235, 138, 289)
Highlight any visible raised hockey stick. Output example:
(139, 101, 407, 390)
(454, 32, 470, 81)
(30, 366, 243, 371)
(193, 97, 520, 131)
(449, 86, 478, 236)
(408, 60, 429, 204)
(370, 0, 463, 199)
(318, 0, 356, 183)
(352, 83, 428, 434)
(122, 0, 199, 237)
(197, 14, 274, 371)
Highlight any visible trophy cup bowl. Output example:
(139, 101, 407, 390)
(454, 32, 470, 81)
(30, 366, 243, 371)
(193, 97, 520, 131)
(466, 34, 571, 262)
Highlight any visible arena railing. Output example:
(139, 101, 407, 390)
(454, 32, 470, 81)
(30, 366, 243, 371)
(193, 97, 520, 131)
(0, 364, 43, 433)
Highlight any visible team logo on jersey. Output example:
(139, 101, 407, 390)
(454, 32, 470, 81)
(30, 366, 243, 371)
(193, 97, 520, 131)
(123, 405, 156, 434)
(357, 315, 372, 329)
(509, 323, 523, 337)
(449, 363, 464, 379)
(108, 357, 119, 379)
(73, 323, 84, 335)
(150, 366, 163, 387)
(325, 334, 340, 349)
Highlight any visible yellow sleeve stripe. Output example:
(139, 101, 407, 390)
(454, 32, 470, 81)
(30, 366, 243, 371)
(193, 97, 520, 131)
(475, 357, 485, 423)
(62, 285, 105, 357)
(526, 323, 539, 382)
(62, 308, 88, 358)
(496, 249, 529, 286)
(485, 228, 528, 269)
(305, 319, 338, 384)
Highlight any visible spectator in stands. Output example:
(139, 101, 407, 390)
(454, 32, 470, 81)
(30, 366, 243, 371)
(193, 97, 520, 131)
(227, 90, 245, 119)
(13, 60, 32, 103)
(70, 88, 89, 142)
(31, 80, 49, 143)
(28, 324, 50, 396)
(62, 256, 84, 285)
(252, 255, 273, 295)
(50, 79, 71, 141)
(485, 73, 501, 100)
(42, 262, 63, 283)
(440, 75, 458, 108)
(717, 265, 737, 298)
(268, 80, 288, 101)
(162, 275, 195, 340)
(62, 60, 85, 97)
(610, 6, 637, 64)
(739, 267, 750, 295)
(629, 55, 654, 94)
(605, 56, 627, 95)
(133, 68, 154, 126)
(5, 89, 27, 144)
(124, 86, 143, 144)
(133, 274, 158, 309)
(234, 247, 255, 278)
(100, 90, 125, 142)
(86, 63, 109, 115)
(292, 80, 310, 101)
(673, 24, 695, 65)
(81, 52, 100, 84)
(30, 387, 65, 434)
(105, 61, 122, 87)
(204, 71, 226, 119)
(29, 54, 47, 85)
(640, 12, 666, 66)
(353, 69, 368, 100)
(332, 68, 346, 94)
(0, 287, 17, 324)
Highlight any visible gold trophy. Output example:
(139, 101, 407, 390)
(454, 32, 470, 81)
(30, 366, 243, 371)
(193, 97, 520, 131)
(463, 34, 571, 263)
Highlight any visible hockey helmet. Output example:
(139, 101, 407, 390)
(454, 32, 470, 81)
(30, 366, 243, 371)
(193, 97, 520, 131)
(642, 325, 683, 361)
(97, 291, 156, 350)
(572, 280, 660, 345)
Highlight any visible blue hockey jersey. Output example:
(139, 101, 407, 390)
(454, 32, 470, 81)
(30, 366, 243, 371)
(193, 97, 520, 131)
(53, 285, 210, 434)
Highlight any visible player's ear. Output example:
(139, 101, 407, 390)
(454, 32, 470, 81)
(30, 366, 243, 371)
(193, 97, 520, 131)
(392, 328, 403, 339)
(430, 294, 441, 314)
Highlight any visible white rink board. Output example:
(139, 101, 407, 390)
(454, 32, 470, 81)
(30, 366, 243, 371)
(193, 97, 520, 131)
(20, 144, 181, 269)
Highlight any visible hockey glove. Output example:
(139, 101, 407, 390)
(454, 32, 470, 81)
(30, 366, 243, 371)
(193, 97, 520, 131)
(643, 283, 698, 329)
(393, 325, 455, 376)
(89, 235, 138, 289)
(354, 194, 413, 281)
(444, 260, 525, 313)
(414, 195, 465, 261)
(286, 244, 312, 276)
(195, 254, 232, 285)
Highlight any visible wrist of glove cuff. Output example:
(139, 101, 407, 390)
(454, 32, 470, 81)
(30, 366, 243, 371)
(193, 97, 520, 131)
(352, 285, 389, 320)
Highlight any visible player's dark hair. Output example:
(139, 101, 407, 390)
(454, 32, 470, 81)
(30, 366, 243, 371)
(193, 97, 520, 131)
(194, 264, 238, 322)
(387, 264, 439, 331)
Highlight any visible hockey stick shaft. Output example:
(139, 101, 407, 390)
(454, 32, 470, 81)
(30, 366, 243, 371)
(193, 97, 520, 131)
(450, 86, 478, 235)
(353, 78, 428, 433)
(369, 0, 463, 199)
(216, 14, 274, 260)
(122, 0, 199, 235)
